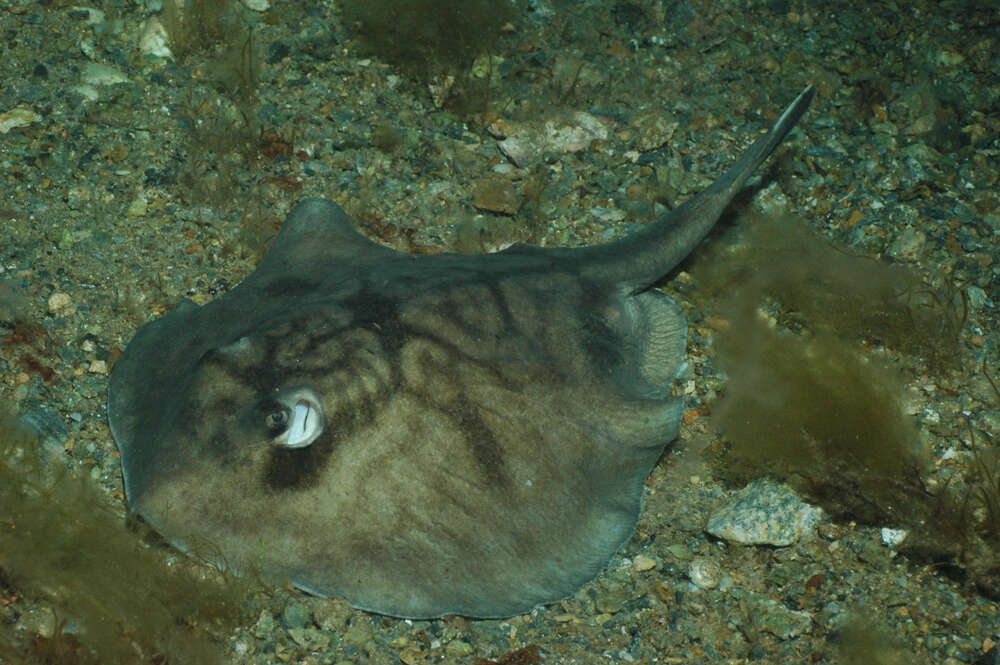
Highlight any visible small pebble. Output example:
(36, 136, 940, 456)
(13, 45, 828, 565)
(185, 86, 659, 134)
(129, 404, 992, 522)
(399, 647, 424, 665)
(128, 196, 148, 217)
(886, 227, 926, 261)
(252, 610, 275, 639)
(632, 554, 657, 571)
(288, 627, 330, 650)
(138, 16, 172, 60)
(756, 597, 813, 639)
(47, 291, 73, 315)
(0, 107, 42, 134)
(342, 617, 373, 646)
(282, 602, 312, 630)
(445, 640, 474, 657)
(881, 527, 908, 548)
(595, 582, 631, 613)
(81, 62, 128, 87)
(472, 176, 519, 215)
(688, 557, 720, 590)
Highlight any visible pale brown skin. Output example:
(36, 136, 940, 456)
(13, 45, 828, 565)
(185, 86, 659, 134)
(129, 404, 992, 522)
(109, 86, 814, 618)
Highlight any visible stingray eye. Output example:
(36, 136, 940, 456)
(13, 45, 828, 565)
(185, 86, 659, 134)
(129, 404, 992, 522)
(264, 408, 289, 433)
(267, 388, 326, 449)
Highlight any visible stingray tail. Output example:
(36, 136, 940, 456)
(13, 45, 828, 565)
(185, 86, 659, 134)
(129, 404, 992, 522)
(579, 85, 815, 293)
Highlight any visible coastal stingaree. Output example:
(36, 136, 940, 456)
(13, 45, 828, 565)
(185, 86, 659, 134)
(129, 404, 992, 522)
(109, 86, 815, 619)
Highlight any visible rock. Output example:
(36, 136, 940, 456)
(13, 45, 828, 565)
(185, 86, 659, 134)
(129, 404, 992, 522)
(0, 107, 41, 134)
(590, 206, 626, 224)
(632, 554, 657, 571)
(312, 598, 352, 632)
(445, 640, 474, 657)
(881, 527, 908, 548)
(594, 582, 632, 613)
(282, 602, 313, 630)
(706, 478, 823, 546)
(128, 196, 147, 217)
(688, 557, 720, 590)
(342, 617, 373, 646)
(81, 62, 128, 86)
(756, 597, 812, 639)
(887, 227, 926, 261)
(288, 627, 330, 650)
(399, 646, 425, 665)
(252, 609, 276, 639)
(138, 16, 172, 60)
(548, 112, 609, 152)
(47, 292, 74, 316)
(472, 175, 520, 215)
(496, 135, 530, 168)
(497, 112, 610, 168)
(630, 111, 679, 151)
(428, 74, 455, 109)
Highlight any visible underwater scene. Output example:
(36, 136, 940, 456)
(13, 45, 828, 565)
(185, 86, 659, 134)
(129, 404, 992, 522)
(1, 0, 998, 663)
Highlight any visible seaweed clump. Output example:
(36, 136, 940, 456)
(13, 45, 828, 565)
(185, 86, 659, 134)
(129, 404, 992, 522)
(691, 214, 1000, 597)
(708, 317, 927, 526)
(692, 214, 965, 373)
(694, 217, 938, 522)
(0, 407, 247, 665)
(340, 0, 514, 116)
(901, 360, 1000, 598)
(160, 0, 266, 210)
(690, 218, 963, 524)
(162, 0, 251, 63)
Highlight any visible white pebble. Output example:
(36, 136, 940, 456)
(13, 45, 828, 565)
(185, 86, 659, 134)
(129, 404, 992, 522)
(81, 63, 128, 87)
(0, 107, 41, 134)
(632, 554, 657, 571)
(139, 16, 173, 60)
(688, 557, 720, 590)
(48, 292, 73, 315)
(881, 527, 908, 548)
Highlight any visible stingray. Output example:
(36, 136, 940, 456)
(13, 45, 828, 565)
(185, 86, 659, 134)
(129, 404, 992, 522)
(108, 86, 814, 619)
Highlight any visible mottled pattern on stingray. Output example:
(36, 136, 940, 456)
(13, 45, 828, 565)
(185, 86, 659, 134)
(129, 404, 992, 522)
(108, 86, 813, 619)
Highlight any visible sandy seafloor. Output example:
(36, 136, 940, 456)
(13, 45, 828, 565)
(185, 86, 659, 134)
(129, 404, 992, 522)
(2, 0, 999, 663)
